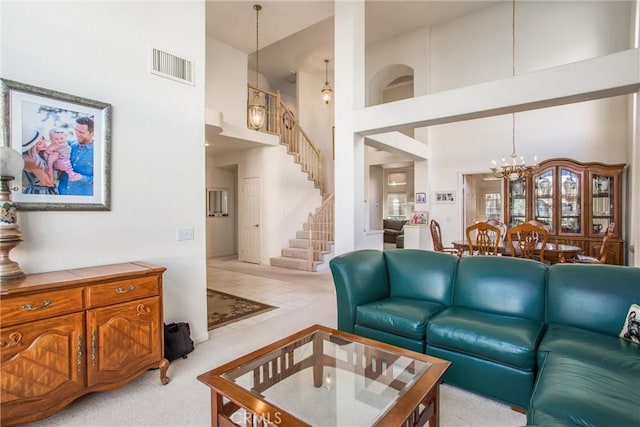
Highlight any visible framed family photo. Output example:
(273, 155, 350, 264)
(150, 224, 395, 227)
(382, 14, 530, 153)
(1, 78, 112, 210)
(411, 211, 428, 225)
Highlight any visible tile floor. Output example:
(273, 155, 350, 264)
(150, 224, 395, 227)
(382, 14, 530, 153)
(206, 256, 336, 339)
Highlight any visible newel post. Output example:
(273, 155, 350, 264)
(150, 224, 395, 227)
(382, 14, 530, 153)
(276, 91, 282, 135)
(307, 211, 314, 272)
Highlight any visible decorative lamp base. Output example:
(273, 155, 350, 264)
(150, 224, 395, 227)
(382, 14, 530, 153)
(0, 176, 24, 282)
(0, 228, 24, 282)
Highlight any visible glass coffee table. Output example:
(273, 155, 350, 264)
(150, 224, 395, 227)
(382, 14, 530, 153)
(197, 324, 450, 426)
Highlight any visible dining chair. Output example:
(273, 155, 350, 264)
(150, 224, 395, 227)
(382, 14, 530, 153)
(430, 219, 460, 256)
(466, 222, 502, 255)
(506, 222, 549, 262)
(573, 222, 615, 264)
(487, 219, 507, 241)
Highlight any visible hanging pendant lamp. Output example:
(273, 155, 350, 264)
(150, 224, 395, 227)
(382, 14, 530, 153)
(321, 59, 333, 105)
(248, 4, 266, 130)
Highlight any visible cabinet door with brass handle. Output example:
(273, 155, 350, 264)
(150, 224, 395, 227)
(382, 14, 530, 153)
(85, 296, 163, 388)
(0, 313, 84, 425)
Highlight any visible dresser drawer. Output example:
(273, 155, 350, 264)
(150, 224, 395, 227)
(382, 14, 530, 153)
(86, 275, 159, 308)
(0, 288, 84, 327)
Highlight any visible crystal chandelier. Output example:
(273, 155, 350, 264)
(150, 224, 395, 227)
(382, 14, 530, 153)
(248, 4, 265, 130)
(491, 113, 537, 180)
(490, 0, 537, 180)
(321, 59, 333, 105)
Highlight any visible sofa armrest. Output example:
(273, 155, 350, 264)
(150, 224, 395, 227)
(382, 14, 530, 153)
(329, 250, 390, 333)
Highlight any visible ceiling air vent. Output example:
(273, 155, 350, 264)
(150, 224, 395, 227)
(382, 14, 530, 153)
(150, 46, 194, 86)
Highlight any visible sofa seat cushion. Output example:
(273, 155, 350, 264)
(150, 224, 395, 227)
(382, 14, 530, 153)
(427, 307, 545, 370)
(528, 353, 640, 427)
(538, 324, 640, 368)
(356, 297, 446, 340)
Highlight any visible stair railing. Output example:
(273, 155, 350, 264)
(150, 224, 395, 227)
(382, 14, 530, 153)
(248, 84, 332, 272)
(306, 193, 335, 272)
(280, 108, 322, 193)
(247, 84, 323, 194)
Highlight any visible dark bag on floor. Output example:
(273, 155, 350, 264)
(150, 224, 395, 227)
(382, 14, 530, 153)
(164, 322, 194, 361)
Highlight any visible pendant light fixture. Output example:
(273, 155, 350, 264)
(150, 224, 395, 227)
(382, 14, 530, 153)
(490, 0, 537, 180)
(248, 4, 266, 130)
(321, 59, 333, 105)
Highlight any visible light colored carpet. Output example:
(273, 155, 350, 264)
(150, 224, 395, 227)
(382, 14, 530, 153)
(24, 259, 526, 427)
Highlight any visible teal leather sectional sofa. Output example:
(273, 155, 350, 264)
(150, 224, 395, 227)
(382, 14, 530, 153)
(329, 249, 640, 426)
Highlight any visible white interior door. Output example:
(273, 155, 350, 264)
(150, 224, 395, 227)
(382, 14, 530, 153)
(240, 177, 261, 264)
(463, 174, 477, 227)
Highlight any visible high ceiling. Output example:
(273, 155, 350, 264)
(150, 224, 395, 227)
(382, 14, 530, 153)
(206, 1, 498, 95)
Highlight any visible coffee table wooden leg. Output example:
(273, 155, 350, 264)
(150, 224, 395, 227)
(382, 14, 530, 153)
(313, 332, 323, 387)
(210, 390, 223, 427)
(431, 384, 441, 427)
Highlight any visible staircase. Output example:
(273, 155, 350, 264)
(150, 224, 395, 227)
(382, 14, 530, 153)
(248, 85, 334, 271)
(270, 194, 335, 272)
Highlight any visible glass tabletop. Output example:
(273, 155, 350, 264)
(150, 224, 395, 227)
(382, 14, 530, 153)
(219, 328, 433, 426)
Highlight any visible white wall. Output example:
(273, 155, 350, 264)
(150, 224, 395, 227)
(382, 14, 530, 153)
(297, 70, 335, 193)
(214, 145, 322, 265)
(368, 164, 383, 230)
(206, 37, 277, 147)
(2, 2, 209, 341)
(334, 0, 365, 255)
(366, 27, 429, 105)
(261, 145, 323, 261)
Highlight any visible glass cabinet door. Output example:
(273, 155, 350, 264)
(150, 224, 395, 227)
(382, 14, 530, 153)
(591, 173, 614, 236)
(533, 169, 554, 233)
(507, 178, 526, 227)
(559, 168, 582, 235)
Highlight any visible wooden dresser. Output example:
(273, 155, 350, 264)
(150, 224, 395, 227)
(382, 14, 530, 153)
(0, 262, 169, 426)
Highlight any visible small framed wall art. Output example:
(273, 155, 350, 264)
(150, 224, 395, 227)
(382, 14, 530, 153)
(433, 191, 456, 204)
(411, 211, 428, 224)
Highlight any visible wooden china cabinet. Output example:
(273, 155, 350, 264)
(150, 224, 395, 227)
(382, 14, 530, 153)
(504, 158, 625, 265)
(0, 262, 169, 426)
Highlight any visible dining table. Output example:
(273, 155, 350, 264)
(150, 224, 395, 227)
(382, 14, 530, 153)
(451, 240, 583, 264)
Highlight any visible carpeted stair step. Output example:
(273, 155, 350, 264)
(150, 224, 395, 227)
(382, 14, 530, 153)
(270, 256, 321, 272)
(296, 230, 312, 239)
(282, 247, 309, 259)
(289, 238, 310, 249)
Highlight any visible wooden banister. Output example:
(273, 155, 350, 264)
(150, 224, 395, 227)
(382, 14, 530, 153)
(247, 85, 324, 194)
(307, 194, 335, 271)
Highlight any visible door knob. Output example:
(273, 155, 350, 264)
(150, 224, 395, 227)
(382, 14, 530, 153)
(254, 224, 259, 227)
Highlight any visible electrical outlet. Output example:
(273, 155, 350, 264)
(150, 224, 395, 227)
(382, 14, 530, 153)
(177, 227, 194, 241)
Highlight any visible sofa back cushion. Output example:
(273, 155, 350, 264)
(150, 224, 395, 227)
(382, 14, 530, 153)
(383, 219, 407, 231)
(330, 250, 390, 332)
(384, 250, 458, 304)
(455, 256, 547, 320)
(546, 264, 640, 337)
